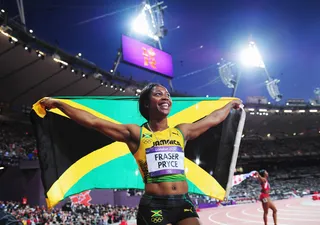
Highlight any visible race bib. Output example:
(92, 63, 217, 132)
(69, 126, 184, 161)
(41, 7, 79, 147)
(146, 146, 185, 177)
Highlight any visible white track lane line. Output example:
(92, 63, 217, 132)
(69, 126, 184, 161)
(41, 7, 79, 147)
(285, 203, 320, 210)
(249, 209, 320, 221)
(208, 212, 229, 225)
(225, 211, 288, 225)
(249, 208, 320, 218)
(257, 207, 320, 214)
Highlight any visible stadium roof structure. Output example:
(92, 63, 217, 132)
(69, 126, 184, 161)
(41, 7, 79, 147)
(0, 16, 135, 104)
(1, 10, 320, 138)
(0, 10, 189, 118)
(0, 33, 133, 102)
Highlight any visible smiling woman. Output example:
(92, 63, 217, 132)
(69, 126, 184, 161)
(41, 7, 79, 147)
(39, 83, 241, 225)
(138, 83, 172, 122)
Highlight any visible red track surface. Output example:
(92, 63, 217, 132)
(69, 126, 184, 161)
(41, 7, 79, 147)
(127, 196, 319, 225)
(199, 196, 320, 225)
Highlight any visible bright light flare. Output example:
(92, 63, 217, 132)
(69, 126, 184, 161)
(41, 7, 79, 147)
(195, 158, 200, 165)
(240, 41, 265, 68)
(131, 5, 159, 41)
(132, 12, 149, 35)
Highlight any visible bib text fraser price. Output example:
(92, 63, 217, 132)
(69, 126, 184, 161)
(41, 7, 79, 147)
(155, 153, 179, 168)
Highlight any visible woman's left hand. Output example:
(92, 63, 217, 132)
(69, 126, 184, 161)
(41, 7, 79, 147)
(228, 99, 243, 109)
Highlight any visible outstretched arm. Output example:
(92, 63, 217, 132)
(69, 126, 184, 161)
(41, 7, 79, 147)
(40, 97, 139, 143)
(254, 172, 267, 183)
(176, 99, 242, 141)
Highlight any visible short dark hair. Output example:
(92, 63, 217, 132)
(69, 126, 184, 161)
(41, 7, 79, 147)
(138, 83, 162, 121)
(259, 169, 266, 177)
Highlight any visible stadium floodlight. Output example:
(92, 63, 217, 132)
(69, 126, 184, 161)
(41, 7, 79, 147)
(218, 59, 237, 89)
(52, 53, 68, 66)
(240, 41, 265, 68)
(310, 88, 320, 105)
(217, 59, 241, 97)
(132, 3, 159, 42)
(266, 79, 282, 102)
(240, 41, 282, 101)
(0, 25, 18, 42)
(132, 10, 149, 35)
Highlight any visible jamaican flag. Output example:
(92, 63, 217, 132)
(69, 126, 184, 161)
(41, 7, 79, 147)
(30, 96, 246, 208)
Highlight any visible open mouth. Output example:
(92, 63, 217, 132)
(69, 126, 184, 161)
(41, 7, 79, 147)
(159, 102, 170, 110)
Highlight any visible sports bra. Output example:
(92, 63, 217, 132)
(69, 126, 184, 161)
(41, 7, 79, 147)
(133, 125, 187, 184)
(260, 180, 270, 193)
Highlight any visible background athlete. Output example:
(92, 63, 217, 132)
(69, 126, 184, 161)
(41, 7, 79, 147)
(255, 170, 278, 225)
(40, 83, 242, 225)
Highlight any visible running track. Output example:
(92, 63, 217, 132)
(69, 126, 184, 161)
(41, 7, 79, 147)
(199, 196, 320, 225)
(127, 196, 319, 225)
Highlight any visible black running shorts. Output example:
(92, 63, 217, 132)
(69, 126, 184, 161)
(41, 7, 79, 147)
(136, 193, 199, 225)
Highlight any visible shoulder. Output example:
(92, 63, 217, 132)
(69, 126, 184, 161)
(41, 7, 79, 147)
(172, 126, 185, 137)
(175, 123, 189, 133)
(175, 123, 190, 139)
(127, 123, 153, 139)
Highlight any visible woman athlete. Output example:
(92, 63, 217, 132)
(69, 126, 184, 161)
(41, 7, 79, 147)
(255, 170, 277, 225)
(40, 83, 241, 225)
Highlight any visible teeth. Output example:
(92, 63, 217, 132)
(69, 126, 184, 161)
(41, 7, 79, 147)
(160, 103, 169, 109)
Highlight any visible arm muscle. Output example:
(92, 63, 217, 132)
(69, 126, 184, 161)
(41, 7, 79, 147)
(177, 100, 241, 141)
(56, 101, 138, 143)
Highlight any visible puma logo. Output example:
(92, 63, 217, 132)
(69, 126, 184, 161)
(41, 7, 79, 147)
(184, 207, 193, 213)
(172, 131, 179, 136)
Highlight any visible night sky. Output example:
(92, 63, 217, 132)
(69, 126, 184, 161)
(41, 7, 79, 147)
(2, 0, 320, 104)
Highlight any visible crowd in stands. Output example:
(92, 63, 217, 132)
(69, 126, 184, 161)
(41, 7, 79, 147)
(239, 136, 320, 158)
(0, 201, 137, 225)
(1, 169, 320, 225)
(229, 166, 320, 202)
(1, 121, 320, 163)
(0, 121, 38, 165)
(186, 167, 320, 207)
(1, 121, 320, 223)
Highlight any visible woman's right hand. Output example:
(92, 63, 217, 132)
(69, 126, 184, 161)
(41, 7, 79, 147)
(40, 97, 60, 110)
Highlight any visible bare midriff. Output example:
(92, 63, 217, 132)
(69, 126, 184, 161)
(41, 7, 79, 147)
(145, 180, 189, 196)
